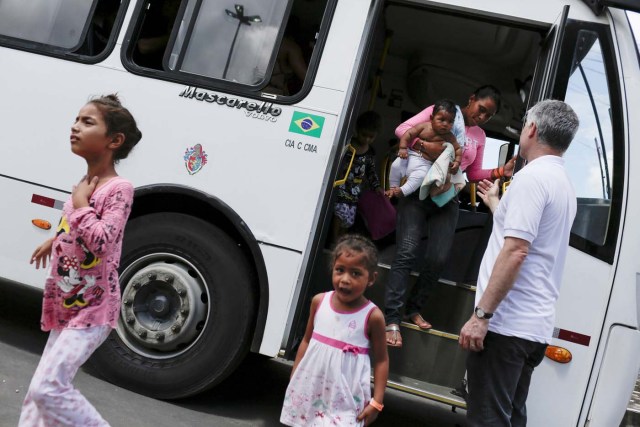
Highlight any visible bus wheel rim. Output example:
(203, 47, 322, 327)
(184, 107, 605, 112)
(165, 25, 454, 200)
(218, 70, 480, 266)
(117, 253, 209, 360)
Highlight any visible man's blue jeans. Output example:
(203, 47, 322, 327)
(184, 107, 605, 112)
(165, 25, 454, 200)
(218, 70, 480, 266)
(384, 193, 459, 326)
(466, 331, 547, 427)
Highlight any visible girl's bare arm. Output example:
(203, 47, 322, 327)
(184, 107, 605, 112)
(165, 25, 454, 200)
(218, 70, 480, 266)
(357, 308, 389, 425)
(30, 237, 55, 269)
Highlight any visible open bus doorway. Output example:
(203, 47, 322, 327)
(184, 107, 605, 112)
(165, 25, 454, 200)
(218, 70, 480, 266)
(293, 0, 544, 407)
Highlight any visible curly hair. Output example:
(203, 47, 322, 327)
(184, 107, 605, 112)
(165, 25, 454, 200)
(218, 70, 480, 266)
(330, 234, 379, 276)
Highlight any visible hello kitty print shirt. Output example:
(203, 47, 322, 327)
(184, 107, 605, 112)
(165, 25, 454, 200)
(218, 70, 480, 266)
(41, 177, 133, 331)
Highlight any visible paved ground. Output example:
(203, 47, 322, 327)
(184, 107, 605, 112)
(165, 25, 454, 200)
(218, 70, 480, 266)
(0, 280, 466, 427)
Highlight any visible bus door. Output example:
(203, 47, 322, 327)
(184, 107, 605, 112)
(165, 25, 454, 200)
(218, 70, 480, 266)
(512, 4, 637, 425)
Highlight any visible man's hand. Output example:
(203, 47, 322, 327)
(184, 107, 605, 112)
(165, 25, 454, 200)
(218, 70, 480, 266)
(72, 175, 98, 209)
(397, 147, 408, 159)
(459, 315, 489, 352)
(477, 179, 500, 213)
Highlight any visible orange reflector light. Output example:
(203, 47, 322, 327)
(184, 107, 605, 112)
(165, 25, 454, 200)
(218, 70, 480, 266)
(545, 345, 572, 363)
(32, 219, 52, 230)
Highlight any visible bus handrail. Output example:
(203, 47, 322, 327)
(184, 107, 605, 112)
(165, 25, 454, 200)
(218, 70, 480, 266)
(333, 144, 356, 187)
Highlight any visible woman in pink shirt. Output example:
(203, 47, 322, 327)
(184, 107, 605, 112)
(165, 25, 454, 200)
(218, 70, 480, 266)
(20, 94, 142, 426)
(385, 86, 515, 347)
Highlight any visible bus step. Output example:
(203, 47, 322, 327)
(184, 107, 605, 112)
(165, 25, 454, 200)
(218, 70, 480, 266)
(387, 322, 465, 389)
(313, 248, 477, 333)
(366, 269, 476, 334)
(623, 374, 640, 427)
(387, 373, 467, 409)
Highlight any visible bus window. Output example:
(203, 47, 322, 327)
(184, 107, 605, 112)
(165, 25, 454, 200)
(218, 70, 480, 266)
(128, 0, 328, 97)
(0, 0, 95, 50)
(75, 0, 121, 56)
(132, 1, 182, 69)
(564, 30, 614, 246)
(169, 0, 288, 85)
(0, 0, 122, 58)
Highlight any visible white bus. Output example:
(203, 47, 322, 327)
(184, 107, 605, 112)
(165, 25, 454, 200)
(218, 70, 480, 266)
(1, 0, 639, 425)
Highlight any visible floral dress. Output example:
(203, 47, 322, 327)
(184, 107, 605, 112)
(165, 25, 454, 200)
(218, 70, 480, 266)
(281, 292, 377, 426)
(334, 145, 380, 206)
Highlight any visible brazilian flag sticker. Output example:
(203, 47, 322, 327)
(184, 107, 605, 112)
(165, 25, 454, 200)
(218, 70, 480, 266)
(289, 111, 325, 138)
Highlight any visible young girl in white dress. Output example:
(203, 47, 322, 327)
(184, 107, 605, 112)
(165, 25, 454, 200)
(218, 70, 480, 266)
(281, 235, 389, 426)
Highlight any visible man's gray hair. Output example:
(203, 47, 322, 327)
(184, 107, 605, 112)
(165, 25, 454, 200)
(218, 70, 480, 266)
(525, 100, 579, 153)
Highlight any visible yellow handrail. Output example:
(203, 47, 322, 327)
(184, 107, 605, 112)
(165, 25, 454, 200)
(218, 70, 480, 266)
(381, 152, 392, 190)
(333, 145, 357, 187)
(469, 182, 476, 211)
(368, 30, 394, 110)
(502, 179, 512, 193)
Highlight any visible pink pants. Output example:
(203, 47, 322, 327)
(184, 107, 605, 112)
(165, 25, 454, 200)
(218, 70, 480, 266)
(19, 325, 111, 427)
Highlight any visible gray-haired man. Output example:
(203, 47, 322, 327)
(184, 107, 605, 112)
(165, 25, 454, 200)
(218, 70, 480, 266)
(459, 100, 580, 426)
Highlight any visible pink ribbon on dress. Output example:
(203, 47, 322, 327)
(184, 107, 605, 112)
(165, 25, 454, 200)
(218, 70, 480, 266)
(312, 332, 369, 355)
(342, 344, 363, 355)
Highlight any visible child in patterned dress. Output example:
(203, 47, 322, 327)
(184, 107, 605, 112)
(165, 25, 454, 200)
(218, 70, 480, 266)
(281, 235, 389, 426)
(19, 94, 142, 427)
(331, 112, 384, 243)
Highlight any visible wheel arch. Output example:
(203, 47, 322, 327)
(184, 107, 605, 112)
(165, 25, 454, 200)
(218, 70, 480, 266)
(129, 184, 268, 352)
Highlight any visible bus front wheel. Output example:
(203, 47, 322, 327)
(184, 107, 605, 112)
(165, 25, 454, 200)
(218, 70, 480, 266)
(89, 212, 256, 399)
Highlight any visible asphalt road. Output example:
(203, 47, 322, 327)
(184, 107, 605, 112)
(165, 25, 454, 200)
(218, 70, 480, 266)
(0, 279, 466, 427)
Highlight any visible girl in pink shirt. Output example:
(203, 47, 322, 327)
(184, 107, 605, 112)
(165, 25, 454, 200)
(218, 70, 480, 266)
(19, 94, 142, 427)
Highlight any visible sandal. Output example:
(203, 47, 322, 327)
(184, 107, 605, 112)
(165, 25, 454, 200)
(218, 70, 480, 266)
(406, 313, 432, 330)
(386, 324, 402, 347)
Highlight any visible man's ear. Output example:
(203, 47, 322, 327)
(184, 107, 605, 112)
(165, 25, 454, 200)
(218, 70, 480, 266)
(527, 122, 537, 139)
(109, 133, 125, 149)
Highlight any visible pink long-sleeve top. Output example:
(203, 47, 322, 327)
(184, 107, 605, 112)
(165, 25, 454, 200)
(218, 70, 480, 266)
(395, 105, 493, 182)
(41, 176, 133, 331)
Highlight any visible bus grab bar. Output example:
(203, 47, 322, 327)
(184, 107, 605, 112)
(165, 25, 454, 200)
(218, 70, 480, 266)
(333, 145, 356, 187)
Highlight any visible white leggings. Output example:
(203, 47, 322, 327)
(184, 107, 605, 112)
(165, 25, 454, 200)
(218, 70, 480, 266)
(19, 325, 111, 427)
(389, 152, 433, 196)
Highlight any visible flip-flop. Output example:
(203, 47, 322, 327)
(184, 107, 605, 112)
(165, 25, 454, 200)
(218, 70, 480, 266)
(406, 313, 432, 330)
(385, 324, 402, 347)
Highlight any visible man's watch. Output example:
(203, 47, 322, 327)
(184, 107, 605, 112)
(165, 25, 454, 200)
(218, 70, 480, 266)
(474, 306, 493, 320)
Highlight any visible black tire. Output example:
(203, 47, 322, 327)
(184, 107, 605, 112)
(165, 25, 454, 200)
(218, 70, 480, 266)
(90, 212, 256, 399)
